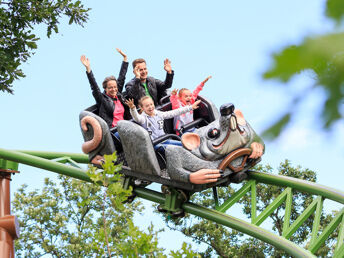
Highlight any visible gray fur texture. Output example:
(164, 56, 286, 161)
(117, 120, 161, 176)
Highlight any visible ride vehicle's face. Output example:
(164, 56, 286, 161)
(105, 80, 118, 98)
(204, 114, 249, 158)
(136, 62, 148, 80)
(141, 98, 155, 116)
(183, 108, 250, 161)
(180, 90, 192, 105)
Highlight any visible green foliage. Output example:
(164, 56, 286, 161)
(87, 152, 132, 211)
(12, 152, 201, 257)
(326, 0, 344, 22)
(0, 0, 90, 94)
(117, 222, 165, 257)
(163, 160, 338, 257)
(262, 1, 344, 139)
(12, 153, 165, 257)
(169, 242, 201, 258)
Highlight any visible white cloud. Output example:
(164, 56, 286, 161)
(275, 126, 322, 152)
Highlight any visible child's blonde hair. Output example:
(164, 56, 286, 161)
(138, 96, 153, 107)
(178, 88, 190, 97)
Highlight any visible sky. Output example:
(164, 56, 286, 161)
(1, 0, 343, 254)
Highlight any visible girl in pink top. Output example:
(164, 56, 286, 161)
(170, 76, 212, 135)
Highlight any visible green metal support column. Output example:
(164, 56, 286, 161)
(134, 188, 316, 257)
(185, 203, 316, 257)
(248, 171, 344, 204)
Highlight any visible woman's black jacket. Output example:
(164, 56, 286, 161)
(86, 61, 131, 128)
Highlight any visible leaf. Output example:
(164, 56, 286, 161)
(263, 33, 344, 137)
(326, 0, 344, 23)
(26, 41, 37, 49)
(264, 33, 344, 82)
(68, 15, 74, 25)
(0, 0, 90, 94)
(262, 113, 291, 140)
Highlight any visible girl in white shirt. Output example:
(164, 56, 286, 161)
(125, 96, 200, 151)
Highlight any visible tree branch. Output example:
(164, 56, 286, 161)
(102, 187, 111, 257)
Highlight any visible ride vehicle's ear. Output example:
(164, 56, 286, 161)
(182, 133, 201, 150)
(234, 109, 246, 126)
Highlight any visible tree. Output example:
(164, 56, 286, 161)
(12, 177, 166, 257)
(262, 0, 344, 139)
(12, 153, 200, 257)
(12, 152, 164, 257)
(163, 160, 338, 257)
(0, 0, 90, 94)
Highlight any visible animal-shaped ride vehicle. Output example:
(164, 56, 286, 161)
(79, 96, 264, 215)
(80, 95, 264, 188)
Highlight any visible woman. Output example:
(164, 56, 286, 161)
(80, 48, 131, 128)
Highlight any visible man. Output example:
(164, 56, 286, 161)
(125, 58, 174, 106)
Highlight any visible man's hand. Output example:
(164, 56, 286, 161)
(116, 48, 127, 62)
(164, 58, 172, 74)
(125, 98, 136, 109)
(171, 88, 178, 95)
(192, 100, 201, 110)
(202, 75, 212, 85)
(80, 55, 91, 73)
(189, 169, 222, 184)
(249, 142, 264, 159)
(134, 66, 141, 79)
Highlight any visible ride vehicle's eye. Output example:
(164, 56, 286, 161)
(208, 128, 220, 139)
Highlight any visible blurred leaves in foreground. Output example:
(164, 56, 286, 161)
(262, 0, 344, 139)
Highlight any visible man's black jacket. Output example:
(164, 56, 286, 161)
(125, 71, 174, 106)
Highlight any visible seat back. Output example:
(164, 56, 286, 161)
(159, 95, 171, 105)
(193, 95, 219, 125)
(117, 120, 162, 176)
(157, 102, 175, 134)
(85, 104, 100, 116)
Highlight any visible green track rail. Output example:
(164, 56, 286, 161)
(0, 148, 343, 257)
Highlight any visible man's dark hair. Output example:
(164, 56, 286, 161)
(132, 58, 146, 69)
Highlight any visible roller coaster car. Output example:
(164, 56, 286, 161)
(79, 96, 264, 192)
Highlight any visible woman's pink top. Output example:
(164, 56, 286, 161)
(112, 98, 125, 127)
